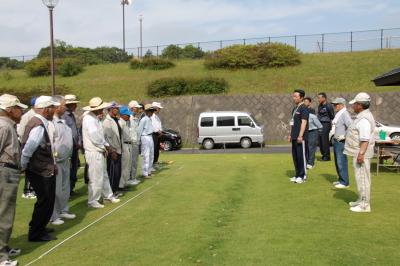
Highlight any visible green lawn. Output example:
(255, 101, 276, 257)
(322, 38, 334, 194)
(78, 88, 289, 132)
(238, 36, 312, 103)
(10, 153, 400, 265)
(1, 49, 400, 103)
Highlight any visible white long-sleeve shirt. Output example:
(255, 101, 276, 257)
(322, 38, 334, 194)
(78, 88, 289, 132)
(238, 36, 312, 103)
(21, 114, 50, 170)
(151, 113, 162, 133)
(82, 112, 109, 153)
(137, 115, 154, 140)
(52, 116, 73, 162)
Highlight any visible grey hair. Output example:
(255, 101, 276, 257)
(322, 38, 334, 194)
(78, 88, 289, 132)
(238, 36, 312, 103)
(52, 95, 65, 104)
(358, 101, 370, 109)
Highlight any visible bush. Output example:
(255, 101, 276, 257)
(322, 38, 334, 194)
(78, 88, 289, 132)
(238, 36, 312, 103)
(58, 58, 84, 77)
(130, 58, 175, 70)
(0, 57, 24, 69)
(0, 85, 69, 105)
(161, 44, 205, 59)
(147, 77, 228, 97)
(25, 58, 51, 77)
(204, 42, 301, 69)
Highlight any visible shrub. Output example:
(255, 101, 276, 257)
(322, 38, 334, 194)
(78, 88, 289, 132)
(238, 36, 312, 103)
(147, 77, 228, 97)
(161, 45, 182, 59)
(25, 58, 51, 77)
(204, 42, 301, 69)
(0, 57, 24, 69)
(182, 45, 205, 59)
(130, 58, 175, 70)
(0, 85, 69, 105)
(58, 58, 84, 77)
(161, 44, 205, 59)
(2, 70, 13, 81)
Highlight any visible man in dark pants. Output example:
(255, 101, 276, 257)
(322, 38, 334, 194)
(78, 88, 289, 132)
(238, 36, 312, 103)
(151, 102, 163, 167)
(21, 96, 59, 242)
(62, 95, 81, 196)
(317, 92, 335, 161)
(289, 89, 309, 184)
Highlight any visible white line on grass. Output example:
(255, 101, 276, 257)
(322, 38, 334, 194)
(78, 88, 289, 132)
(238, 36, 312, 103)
(25, 182, 160, 266)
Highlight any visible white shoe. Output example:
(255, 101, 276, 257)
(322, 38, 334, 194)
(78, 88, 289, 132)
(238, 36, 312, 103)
(133, 178, 141, 184)
(332, 181, 340, 185)
(127, 180, 136, 186)
(150, 168, 156, 172)
(335, 183, 349, 189)
(295, 177, 305, 184)
(59, 213, 76, 220)
(0, 259, 18, 266)
(350, 204, 371, 213)
(51, 218, 64, 225)
(306, 164, 314, 169)
(22, 192, 36, 199)
(88, 201, 104, 209)
(289, 176, 297, 182)
(104, 197, 120, 203)
(348, 201, 361, 207)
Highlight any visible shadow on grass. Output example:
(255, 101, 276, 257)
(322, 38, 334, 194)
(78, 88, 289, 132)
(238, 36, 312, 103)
(321, 173, 337, 184)
(332, 189, 358, 204)
(285, 170, 295, 178)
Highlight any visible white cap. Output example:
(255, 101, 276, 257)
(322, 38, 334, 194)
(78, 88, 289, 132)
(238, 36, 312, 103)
(128, 100, 141, 108)
(349, 92, 371, 104)
(65, 94, 80, 104)
(152, 102, 163, 109)
(0, 94, 28, 110)
(34, 96, 61, 109)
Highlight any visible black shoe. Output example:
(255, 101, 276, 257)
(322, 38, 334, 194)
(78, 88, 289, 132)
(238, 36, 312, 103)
(70, 190, 77, 196)
(6, 246, 21, 257)
(322, 157, 331, 161)
(29, 234, 57, 242)
(45, 228, 55, 233)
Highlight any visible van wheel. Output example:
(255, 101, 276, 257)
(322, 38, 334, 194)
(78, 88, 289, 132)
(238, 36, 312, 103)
(240, 137, 252, 149)
(202, 139, 214, 150)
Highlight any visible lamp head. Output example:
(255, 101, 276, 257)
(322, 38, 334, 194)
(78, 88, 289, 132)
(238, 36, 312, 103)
(42, 0, 59, 8)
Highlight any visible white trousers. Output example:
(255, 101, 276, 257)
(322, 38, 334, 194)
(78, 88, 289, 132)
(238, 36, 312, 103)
(119, 143, 132, 188)
(140, 135, 154, 176)
(353, 157, 371, 207)
(85, 151, 113, 204)
(130, 143, 140, 179)
(51, 160, 70, 221)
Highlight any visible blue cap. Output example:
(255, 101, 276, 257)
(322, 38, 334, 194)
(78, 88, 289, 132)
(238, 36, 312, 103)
(30, 97, 37, 107)
(119, 105, 133, 116)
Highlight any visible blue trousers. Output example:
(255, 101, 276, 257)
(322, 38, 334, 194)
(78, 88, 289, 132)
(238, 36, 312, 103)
(333, 139, 349, 186)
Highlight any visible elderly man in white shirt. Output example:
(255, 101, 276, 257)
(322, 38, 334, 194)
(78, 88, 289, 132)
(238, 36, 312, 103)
(127, 100, 142, 185)
(48, 96, 76, 226)
(82, 97, 120, 209)
(118, 106, 134, 189)
(344, 93, 375, 213)
(151, 102, 163, 167)
(138, 104, 156, 178)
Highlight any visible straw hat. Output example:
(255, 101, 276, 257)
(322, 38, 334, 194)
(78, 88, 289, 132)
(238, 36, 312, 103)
(128, 100, 141, 108)
(65, 94, 80, 104)
(144, 104, 156, 111)
(152, 102, 163, 109)
(83, 97, 112, 111)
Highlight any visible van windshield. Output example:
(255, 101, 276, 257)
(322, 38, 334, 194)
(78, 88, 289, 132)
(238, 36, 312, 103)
(250, 115, 261, 126)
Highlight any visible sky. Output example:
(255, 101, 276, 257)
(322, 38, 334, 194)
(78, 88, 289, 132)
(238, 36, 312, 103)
(1, 0, 399, 57)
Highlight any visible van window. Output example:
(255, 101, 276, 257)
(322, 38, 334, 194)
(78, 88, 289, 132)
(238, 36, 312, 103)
(200, 117, 214, 127)
(217, 116, 235, 127)
(238, 116, 252, 126)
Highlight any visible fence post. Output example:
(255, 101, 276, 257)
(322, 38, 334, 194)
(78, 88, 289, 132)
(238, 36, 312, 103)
(294, 35, 297, 49)
(220, 40, 223, 49)
(243, 39, 246, 45)
(321, 34, 325, 53)
(268, 37, 271, 43)
(197, 42, 200, 49)
(350, 31, 353, 52)
(381, 29, 384, 50)
(156, 46, 159, 57)
(22, 56, 25, 63)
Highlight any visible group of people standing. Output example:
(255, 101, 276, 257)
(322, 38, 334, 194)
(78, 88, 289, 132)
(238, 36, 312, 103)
(289, 89, 375, 213)
(0, 93, 164, 266)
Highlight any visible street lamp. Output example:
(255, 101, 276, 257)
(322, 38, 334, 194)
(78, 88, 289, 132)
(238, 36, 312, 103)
(121, 0, 131, 53)
(139, 14, 143, 58)
(42, 0, 59, 96)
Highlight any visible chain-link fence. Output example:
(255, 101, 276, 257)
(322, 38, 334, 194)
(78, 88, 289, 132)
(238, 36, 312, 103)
(4, 27, 400, 62)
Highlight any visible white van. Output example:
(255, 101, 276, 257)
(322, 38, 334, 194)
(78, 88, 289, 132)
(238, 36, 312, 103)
(197, 111, 264, 149)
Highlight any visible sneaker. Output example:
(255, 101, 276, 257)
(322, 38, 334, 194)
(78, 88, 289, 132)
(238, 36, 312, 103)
(51, 218, 64, 225)
(289, 176, 297, 182)
(306, 164, 314, 169)
(348, 201, 361, 207)
(332, 181, 340, 185)
(335, 183, 349, 189)
(59, 213, 76, 220)
(295, 177, 305, 184)
(114, 192, 123, 198)
(150, 168, 156, 172)
(133, 178, 141, 184)
(104, 197, 120, 203)
(88, 201, 104, 209)
(6, 246, 21, 257)
(142, 175, 152, 179)
(0, 259, 18, 266)
(22, 192, 36, 199)
(350, 204, 371, 213)
(126, 180, 136, 186)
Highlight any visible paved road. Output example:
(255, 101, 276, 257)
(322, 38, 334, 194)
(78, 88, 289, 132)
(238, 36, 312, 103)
(168, 145, 292, 154)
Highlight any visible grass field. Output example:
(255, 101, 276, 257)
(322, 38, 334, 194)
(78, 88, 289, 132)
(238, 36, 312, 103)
(10, 153, 400, 265)
(1, 49, 400, 103)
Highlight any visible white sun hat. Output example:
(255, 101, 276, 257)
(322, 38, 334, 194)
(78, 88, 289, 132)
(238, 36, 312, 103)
(152, 102, 163, 109)
(34, 96, 61, 109)
(128, 100, 141, 108)
(82, 97, 112, 111)
(0, 94, 28, 110)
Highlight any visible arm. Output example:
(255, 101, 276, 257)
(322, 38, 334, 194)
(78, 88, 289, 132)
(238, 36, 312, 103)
(137, 119, 145, 141)
(0, 127, 8, 155)
(85, 118, 107, 151)
(21, 126, 45, 170)
(297, 119, 308, 143)
(328, 104, 335, 120)
(356, 119, 371, 164)
(314, 116, 323, 129)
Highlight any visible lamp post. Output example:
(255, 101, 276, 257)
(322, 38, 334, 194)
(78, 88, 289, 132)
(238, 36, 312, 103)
(139, 14, 143, 58)
(121, 0, 131, 53)
(42, 0, 59, 96)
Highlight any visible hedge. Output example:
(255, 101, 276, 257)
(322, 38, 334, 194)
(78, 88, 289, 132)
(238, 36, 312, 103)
(130, 58, 175, 70)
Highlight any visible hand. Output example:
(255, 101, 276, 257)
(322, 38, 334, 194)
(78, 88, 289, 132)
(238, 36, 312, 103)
(288, 136, 291, 142)
(111, 152, 118, 161)
(297, 136, 303, 144)
(357, 153, 365, 164)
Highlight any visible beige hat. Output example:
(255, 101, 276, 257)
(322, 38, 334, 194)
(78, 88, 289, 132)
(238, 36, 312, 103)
(34, 96, 60, 109)
(0, 94, 28, 110)
(128, 100, 141, 108)
(349, 92, 371, 104)
(152, 102, 163, 109)
(65, 94, 80, 104)
(83, 97, 112, 111)
(144, 104, 156, 111)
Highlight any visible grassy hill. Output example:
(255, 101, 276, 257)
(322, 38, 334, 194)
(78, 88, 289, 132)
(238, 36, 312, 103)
(1, 49, 400, 103)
